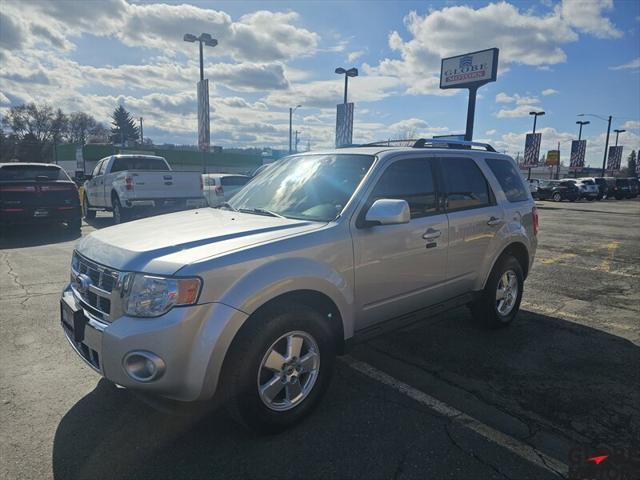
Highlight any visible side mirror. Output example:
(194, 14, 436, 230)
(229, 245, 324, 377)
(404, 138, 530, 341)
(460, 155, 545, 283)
(364, 199, 410, 226)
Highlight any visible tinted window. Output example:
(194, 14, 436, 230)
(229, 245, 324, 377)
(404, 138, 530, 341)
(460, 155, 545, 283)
(615, 179, 629, 186)
(92, 160, 104, 177)
(98, 160, 108, 175)
(486, 158, 529, 202)
(441, 157, 490, 210)
(111, 157, 169, 172)
(221, 176, 250, 187)
(369, 158, 437, 219)
(0, 165, 70, 181)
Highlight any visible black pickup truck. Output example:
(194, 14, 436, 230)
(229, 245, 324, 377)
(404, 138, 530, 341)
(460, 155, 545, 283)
(0, 163, 81, 232)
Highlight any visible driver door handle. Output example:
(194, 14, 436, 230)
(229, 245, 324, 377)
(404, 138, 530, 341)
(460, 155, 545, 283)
(487, 216, 503, 226)
(422, 228, 441, 240)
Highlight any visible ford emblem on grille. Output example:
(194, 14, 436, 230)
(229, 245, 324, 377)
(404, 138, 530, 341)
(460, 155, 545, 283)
(75, 273, 92, 294)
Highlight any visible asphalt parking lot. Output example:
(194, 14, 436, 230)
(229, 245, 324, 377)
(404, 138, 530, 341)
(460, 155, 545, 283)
(1, 199, 639, 480)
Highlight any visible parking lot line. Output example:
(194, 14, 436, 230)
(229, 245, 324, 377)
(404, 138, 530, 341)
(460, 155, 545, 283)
(342, 355, 569, 478)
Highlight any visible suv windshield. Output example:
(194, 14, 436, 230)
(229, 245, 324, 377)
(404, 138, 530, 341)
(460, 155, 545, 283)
(228, 154, 374, 221)
(0, 165, 70, 181)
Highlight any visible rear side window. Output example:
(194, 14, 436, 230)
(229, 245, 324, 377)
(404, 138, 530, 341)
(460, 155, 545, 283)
(111, 157, 169, 172)
(441, 157, 490, 210)
(369, 158, 437, 219)
(221, 176, 250, 187)
(0, 165, 70, 181)
(486, 158, 529, 202)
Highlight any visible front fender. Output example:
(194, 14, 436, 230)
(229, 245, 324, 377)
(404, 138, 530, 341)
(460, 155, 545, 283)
(218, 257, 354, 336)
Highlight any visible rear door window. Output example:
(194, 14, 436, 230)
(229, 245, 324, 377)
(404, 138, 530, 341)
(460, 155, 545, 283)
(486, 158, 529, 202)
(221, 176, 250, 187)
(440, 157, 491, 211)
(369, 158, 438, 219)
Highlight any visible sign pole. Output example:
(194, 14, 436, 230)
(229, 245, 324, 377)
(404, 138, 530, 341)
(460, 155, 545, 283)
(465, 86, 478, 142)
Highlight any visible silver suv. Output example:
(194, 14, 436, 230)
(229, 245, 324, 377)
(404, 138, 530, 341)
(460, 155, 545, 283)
(61, 140, 538, 432)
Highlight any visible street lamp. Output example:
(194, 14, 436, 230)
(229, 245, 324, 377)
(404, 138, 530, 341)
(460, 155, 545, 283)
(576, 120, 590, 141)
(578, 113, 612, 177)
(335, 67, 358, 104)
(529, 111, 545, 134)
(183, 32, 218, 81)
(613, 129, 626, 146)
(527, 111, 545, 179)
(289, 105, 301, 154)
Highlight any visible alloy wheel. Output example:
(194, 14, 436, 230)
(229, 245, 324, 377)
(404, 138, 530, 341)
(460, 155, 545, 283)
(496, 269, 518, 316)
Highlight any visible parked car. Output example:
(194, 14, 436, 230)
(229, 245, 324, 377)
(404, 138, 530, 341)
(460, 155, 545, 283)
(628, 177, 639, 198)
(61, 140, 537, 432)
(0, 162, 81, 232)
(202, 174, 250, 206)
(593, 177, 617, 200)
(536, 180, 580, 202)
(613, 178, 632, 199)
(566, 178, 599, 200)
(527, 178, 539, 199)
(82, 155, 205, 224)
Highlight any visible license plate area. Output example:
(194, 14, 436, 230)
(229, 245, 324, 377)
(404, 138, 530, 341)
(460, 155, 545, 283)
(61, 298, 87, 343)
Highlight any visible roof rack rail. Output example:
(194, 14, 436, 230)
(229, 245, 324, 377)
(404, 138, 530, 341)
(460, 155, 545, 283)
(358, 138, 496, 152)
(413, 138, 496, 152)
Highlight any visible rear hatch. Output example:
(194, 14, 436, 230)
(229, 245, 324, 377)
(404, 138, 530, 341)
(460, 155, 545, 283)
(0, 165, 79, 217)
(579, 180, 598, 194)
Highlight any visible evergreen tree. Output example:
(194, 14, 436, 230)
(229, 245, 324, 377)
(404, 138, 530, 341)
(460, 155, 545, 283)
(109, 105, 139, 145)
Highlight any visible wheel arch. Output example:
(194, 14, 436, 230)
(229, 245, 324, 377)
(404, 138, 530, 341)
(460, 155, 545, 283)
(482, 241, 530, 290)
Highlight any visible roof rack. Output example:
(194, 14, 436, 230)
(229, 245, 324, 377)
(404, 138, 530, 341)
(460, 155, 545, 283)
(358, 138, 496, 152)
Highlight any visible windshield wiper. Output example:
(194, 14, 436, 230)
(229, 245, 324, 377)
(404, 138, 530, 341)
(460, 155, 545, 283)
(214, 202, 238, 212)
(239, 207, 285, 218)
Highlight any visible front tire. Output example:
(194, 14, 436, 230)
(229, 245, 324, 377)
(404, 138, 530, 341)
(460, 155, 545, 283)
(470, 255, 524, 329)
(222, 303, 336, 433)
(553, 192, 562, 202)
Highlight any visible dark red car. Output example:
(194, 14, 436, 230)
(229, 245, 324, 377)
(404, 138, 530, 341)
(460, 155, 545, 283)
(0, 163, 81, 232)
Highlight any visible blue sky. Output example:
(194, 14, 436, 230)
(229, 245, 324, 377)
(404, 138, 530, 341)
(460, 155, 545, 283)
(1, 0, 639, 166)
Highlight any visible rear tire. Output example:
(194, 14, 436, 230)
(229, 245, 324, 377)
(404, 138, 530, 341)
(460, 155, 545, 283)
(222, 303, 336, 434)
(552, 192, 562, 202)
(82, 195, 96, 220)
(470, 255, 524, 329)
(112, 196, 128, 224)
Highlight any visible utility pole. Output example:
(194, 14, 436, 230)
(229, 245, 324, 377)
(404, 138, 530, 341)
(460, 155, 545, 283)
(139, 117, 144, 144)
(556, 141, 561, 179)
(288, 105, 301, 154)
(528, 111, 545, 180)
(601, 115, 612, 177)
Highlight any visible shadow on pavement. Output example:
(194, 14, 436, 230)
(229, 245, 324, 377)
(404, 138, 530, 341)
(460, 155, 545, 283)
(83, 216, 114, 230)
(52, 309, 639, 479)
(0, 222, 81, 249)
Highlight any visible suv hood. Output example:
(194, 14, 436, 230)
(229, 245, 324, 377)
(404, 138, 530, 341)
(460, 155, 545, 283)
(76, 208, 324, 275)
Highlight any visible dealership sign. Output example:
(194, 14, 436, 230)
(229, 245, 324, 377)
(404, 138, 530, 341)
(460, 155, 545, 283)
(607, 146, 623, 172)
(440, 48, 499, 89)
(197, 79, 210, 152)
(335, 102, 354, 147)
(523, 133, 542, 167)
(570, 140, 587, 171)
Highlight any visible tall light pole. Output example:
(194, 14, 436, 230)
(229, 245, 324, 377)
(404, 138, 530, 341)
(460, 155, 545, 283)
(184, 32, 218, 173)
(576, 120, 589, 141)
(613, 129, 625, 146)
(528, 111, 545, 180)
(139, 117, 144, 144)
(335, 67, 358, 104)
(579, 113, 612, 178)
(289, 105, 301, 154)
(295, 130, 300, 153)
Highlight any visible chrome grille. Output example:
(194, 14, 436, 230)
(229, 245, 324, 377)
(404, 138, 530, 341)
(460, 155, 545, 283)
(71, 252, 122, 322)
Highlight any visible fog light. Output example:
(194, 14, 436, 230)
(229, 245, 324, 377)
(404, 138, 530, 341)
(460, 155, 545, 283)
(123, 351, 166, 382)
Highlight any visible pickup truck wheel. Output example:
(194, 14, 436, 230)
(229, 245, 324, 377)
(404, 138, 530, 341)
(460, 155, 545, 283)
(470, 255, 524, 329)
(223, 303, 335, 433)
(112, 197, 128, 224)
(552, 192, 562, 202)
(82, 196, 96, 219)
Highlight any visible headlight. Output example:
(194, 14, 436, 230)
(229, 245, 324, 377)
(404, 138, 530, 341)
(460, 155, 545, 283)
(123, 274, 201, 317)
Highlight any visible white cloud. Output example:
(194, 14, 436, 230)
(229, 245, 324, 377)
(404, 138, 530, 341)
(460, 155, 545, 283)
(485, 129, 497, 136)
(497, 104, 544, 118)
(560, 0, 623, 39)
(623, 120, 640, 129)
(496, 92, 516, 104)
(347, 51, 365, 63)
(609, 57, 640, 71)
(495, 92, 540, 106)
(542, 88, 559, 96)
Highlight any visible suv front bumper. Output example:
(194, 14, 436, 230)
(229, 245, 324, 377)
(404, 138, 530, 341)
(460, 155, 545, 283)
(60, 285, 247, 401)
